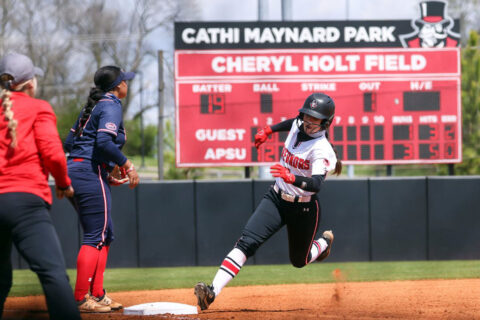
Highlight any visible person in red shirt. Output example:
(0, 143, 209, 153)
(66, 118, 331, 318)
(0, 52, 80, 320)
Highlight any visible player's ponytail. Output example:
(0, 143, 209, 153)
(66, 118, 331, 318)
(0, 74, 18, 148)
(325, 131, 342, 176)
(75, 66, 122, 137)
(74, 87, 104, 137)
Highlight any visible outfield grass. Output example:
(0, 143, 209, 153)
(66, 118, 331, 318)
(8, 260, 480, 297)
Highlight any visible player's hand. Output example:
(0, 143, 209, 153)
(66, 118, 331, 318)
(107, 165, 129, 186)
(254, 125, 273, 149)
(55, 185, 74, 199)
(107, 174, 129, 186)
(123, 162, 139, 189)
(270, 163, 295, 184)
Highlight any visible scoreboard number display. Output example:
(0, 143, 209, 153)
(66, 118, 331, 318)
(175, 48, 461, 167)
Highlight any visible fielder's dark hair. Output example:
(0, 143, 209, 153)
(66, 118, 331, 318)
(75, 66, 122, 137)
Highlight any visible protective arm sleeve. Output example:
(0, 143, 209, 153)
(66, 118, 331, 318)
(270, 118, 295, 132)
(34, 102, 71, 189)
(292, 174, 325, 193)
(96, 132, 127, 166)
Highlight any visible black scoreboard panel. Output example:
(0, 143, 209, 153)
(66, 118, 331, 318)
(403, 91, 440, 111)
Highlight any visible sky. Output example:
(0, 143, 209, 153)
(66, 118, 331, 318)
(196, 0, 420, 21)
(139, 0, 426, 124)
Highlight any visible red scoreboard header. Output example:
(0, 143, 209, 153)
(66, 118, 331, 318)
(175, 47, 461, 167)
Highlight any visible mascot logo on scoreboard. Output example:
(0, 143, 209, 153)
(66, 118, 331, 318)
(399, 0, 460, 48)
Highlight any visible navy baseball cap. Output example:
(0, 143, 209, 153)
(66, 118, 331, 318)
(104, 69, 135, 91)
(0, 52, 44, 85)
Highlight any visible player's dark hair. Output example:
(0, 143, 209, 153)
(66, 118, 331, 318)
(74, 66, 122, 137)
(325, 131, 342, 175)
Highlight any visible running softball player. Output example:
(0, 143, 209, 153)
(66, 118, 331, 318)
(194, 92, 342, 310)
(64, 66, 139, 312)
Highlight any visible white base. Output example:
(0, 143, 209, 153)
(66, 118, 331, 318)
(123, 302, 198, 315)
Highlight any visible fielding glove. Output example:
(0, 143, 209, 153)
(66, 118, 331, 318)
(107, 165, 129, 186)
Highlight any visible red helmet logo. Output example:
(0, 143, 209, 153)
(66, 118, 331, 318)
(310, 100, 318, 109)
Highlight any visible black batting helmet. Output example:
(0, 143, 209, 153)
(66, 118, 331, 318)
(298, 93, 335, 128)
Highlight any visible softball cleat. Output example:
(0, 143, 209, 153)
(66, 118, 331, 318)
(194, 282, 215, 310)
(94, 290, 123, 310)
(317, 230, 334, 262)
(77, 294, 111, 313)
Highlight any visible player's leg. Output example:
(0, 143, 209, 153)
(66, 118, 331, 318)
(88, 181, 122, 310)
(90, 246, 121, 309)
(284, 199, 333, 267)
(6, 193, 81, 320)
(90, 245, 108, 299)
(0, 205, 13, 319)
(309, 230, 334, 263)
(195, 188, 285, 310)
(69, 163, 111, 312)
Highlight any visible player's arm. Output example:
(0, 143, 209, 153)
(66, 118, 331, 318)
(270, 118, 295, 132)
(270, 164, 325, 192)
(255, 118, 295, 149)
(64, 118, 79, 153)
(96, 106, 139, 188)
(292, 174, 325, 192)
(33, 101, 73, 197)
(96, 132, 127, 166)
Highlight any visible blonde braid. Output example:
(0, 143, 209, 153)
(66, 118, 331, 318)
(1, 88, 17, 148)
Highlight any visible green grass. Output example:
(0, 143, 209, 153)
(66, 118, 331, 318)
(8, 260, 480, 297)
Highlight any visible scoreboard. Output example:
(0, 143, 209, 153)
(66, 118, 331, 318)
(175, 48, 461, 167)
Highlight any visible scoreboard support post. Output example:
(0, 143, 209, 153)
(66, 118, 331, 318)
(245, 167, 251, 178)
(386, 165, 393, 176)
(448, 164, 455, 176)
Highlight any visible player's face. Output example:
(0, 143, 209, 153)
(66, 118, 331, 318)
(303, 114, 323, 135)
(117, 80, 128, 99)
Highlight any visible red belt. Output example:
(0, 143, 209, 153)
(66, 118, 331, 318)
(72, 158, 107, 169)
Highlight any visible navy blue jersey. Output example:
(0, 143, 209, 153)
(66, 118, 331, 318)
(65, 93, 127, 169)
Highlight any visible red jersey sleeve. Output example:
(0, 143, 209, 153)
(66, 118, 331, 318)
(33, 101, 71, 188)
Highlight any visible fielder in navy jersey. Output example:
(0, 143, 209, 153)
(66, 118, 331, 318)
(64, 66, 139, 313)
(194, 93, 342, 311)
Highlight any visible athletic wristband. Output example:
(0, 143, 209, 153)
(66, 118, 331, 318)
(57, 184, 71, 191)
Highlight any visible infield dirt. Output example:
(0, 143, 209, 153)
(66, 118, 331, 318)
(4, 278, 480, 319)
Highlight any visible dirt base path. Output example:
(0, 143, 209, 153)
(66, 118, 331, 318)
(3, 279, 480, 319)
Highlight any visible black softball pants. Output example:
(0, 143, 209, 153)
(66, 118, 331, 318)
(0, 193, 80, 320)
(235, 187, 320, 268)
